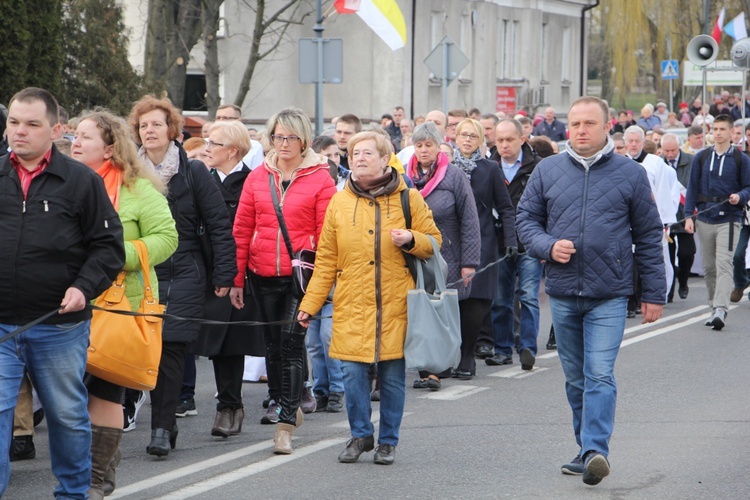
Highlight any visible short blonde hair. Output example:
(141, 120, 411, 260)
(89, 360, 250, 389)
(209, 121, 251, 158)
(347, 131, 392, 159)
(265, 108, 313, 152)
(456, 118, 484, 143)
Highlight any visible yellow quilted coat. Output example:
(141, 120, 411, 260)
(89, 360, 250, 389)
(299, 176, 441, 363)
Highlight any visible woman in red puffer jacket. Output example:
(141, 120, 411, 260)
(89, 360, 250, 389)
(230, 108, 335, 454)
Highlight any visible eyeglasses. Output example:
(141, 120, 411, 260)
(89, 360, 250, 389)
(272, 134, 301, 144)
(215, 116, 240, 121)
(205, 140, 225, 148)
(459, 132, 480, 141)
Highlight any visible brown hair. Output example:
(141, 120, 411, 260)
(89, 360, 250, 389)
(9, 87, 60, 126)
(128, 95, 184, 143)
(569, 96, 609, 123)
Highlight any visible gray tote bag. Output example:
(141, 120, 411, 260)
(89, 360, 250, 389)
(404, 236, 461, 373)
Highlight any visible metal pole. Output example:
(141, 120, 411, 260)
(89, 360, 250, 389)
(442, 39, 450, 116)
(742, 69, 747, 150)
(667, 37, 674, 114)
(313, 0, 324, 136)
(702, 68, 708, 137)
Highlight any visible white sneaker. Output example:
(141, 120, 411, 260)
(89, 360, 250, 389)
(710, 308, 726, 331)
(123, 391, 147, 433)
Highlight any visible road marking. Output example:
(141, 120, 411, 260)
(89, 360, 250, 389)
(158, 438, 348, 499)
(110, 441, 275, 498)
(489, 366, 549, 378)
(417, 384, 488, 400)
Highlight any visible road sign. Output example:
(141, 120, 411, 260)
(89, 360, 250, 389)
(683, 60, 745, 86)
(661, 60, 679, 80)
(424, 36, 469, 83)
(298, 38, 344, 84)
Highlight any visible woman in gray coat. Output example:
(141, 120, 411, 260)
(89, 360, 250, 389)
(406, 122, 481, 389)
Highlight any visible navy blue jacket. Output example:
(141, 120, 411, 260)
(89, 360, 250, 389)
(532, 119, 567, 142)
(516, 149, 666, 304)
(683, 145, 750, 224)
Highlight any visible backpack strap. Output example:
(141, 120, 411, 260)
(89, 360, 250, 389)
(401, 188, 412, 230)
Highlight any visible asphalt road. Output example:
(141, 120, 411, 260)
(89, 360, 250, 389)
(7, 278, 750, 499)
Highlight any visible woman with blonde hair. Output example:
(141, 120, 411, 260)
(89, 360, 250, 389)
(230, 108, 336, 454)
(297, 131, 441, 465)
(451, 118, 516, 379)
(128, 95, 237, 458)
(192, 120, 265, 438)
(72, 110, 178, 498)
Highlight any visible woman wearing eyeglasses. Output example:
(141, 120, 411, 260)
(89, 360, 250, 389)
(451, 118, 516, 380)
(230, 108, 336, 454)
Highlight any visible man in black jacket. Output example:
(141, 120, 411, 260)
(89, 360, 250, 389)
(0, 87, 124, 498)
(485, 119, 543, 370)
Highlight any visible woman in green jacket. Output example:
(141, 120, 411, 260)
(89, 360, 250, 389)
(72, 110, 178, 499)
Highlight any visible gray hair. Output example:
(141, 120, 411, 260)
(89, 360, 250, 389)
(624, 125, 645, 140)
(661, 132, 679, 147)
(412, 122, 443, 145)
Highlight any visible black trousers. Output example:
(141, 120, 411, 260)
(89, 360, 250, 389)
(457, 298, 491, 373)
(213, 355, 245, 411)
(251, 274, 307, 426)
(180, 352, 196, 400)
(668, 232, 696, 298)
(150, 341, 189, 429)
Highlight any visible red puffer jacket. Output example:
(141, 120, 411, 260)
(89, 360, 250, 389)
(233, 149, 336, 284)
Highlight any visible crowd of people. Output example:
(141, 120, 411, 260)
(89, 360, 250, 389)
(1, 86, 750, 498)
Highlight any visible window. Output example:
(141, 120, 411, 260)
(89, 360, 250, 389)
(498, 19, 508, 79)
(460, 13, 473, 78)
(541, 23, 548, 82)
(561, 26, 572, 83)
(183, 74, 207, 112)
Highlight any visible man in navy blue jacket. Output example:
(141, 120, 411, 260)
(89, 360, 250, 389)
(683, 114, 750, 330)
(517, 96, 665, 487)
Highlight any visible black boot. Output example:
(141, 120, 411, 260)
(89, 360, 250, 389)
(546, 325, 557, 350)
(278, 349, 305, 425)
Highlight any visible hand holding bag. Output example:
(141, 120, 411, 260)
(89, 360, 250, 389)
(269, 174, 315, 298)
(87, 239, 164, 390)
(404, 235, 461, 373)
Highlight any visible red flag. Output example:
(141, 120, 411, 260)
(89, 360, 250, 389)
(711, 8, 725, 44)
(334, 0, 361, 14)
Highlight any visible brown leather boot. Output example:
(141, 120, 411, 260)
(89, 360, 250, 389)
(273, 423, 295, 454)
(211, 409, 233, 438)
(229, 408, 244, 435)
(89, 425, 123, 500)
(102, 446, 121, 496)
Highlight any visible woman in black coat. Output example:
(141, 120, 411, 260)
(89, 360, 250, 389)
(451, 119, 516, 379)
(129, 95, 237, 457)
(192, 121, 265, 438)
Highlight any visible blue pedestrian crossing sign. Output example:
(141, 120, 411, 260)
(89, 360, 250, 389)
(661, 60, 679, 80)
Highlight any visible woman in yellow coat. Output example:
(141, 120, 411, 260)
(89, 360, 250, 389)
(298, 131, 441, 466)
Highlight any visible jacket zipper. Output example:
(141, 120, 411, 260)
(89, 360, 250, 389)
(578, 168, 590, 296)
(374, 199, 383, 363)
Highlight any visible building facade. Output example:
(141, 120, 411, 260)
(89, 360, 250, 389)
(120, 0, 597, 122)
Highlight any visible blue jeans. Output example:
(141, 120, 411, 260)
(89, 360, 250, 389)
(306, 303, 344, 395)
(548, 296, 627, 458)
(491, 254, 543, 355)
(341, 358, 405, 446)
(732, 225, 750, 289)
(0, 321, 91, 499)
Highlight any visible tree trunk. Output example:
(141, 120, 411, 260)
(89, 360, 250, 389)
(144, 0, 168, 88)
(233, 0, 266, 108)
(202, 0, 223, 118)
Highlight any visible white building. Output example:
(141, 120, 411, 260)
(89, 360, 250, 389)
(120, 0, 597, 123)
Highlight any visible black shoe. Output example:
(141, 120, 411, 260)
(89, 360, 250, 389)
(326, 392, 344, 412)
(582, 452, 610, 485)
(678, 285, 689, 299)
(175, 398, 197, 418)
(262, 394, 272, 409)
(452, 369, 473, 380)
(146, 427, 176, 457)
(561, 453, 583, 475)
(667, 296, 674, 303)
(338, 436, 374, 463)
(426, 377, 441, 391)
(300, 387, 317, 414)
(9, 436, 35, 461)
(546, 326, 557, 350)
(626, 310, 636, 319)
(314, 391, 329, 412)
(474, 345, 494, 359)
(485, 354, 513, 366)
(413, 379, 429, 389)
(33, 408, 44, 427)
(373, 444, 396, 465)
(520, 348, 535, 370)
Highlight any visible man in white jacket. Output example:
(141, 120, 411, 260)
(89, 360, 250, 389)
(624, 125, 681, 303)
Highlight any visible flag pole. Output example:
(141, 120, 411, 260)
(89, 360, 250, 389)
(314, 0, 325, 136)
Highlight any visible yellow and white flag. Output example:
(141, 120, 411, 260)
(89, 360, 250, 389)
(335, 0, 407, 51)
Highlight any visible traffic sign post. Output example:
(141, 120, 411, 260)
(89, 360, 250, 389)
(662, 51, 679, 114)
(424, 36, 470, 115)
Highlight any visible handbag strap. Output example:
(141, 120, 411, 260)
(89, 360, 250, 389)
(184, 160, 207, 237)
(130, 240, 156, 303)
(269, 173, 296, 258)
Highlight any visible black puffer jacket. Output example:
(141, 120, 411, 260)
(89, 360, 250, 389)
(156, 142, 237, 343)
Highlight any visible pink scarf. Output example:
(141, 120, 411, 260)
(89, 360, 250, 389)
(407, 151, 449, 198)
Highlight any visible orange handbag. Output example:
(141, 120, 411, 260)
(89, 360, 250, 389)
(87, 239, 164, 390)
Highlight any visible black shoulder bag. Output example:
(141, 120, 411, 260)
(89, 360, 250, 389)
(269, 174, 316, 298)
(184, 160, 215, 282)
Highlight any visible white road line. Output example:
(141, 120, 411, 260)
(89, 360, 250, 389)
(417, 384, 489, 400)
(489, 366, 549, 378)
(110, 441, 274, 498)
(158, 438, 348, 500)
